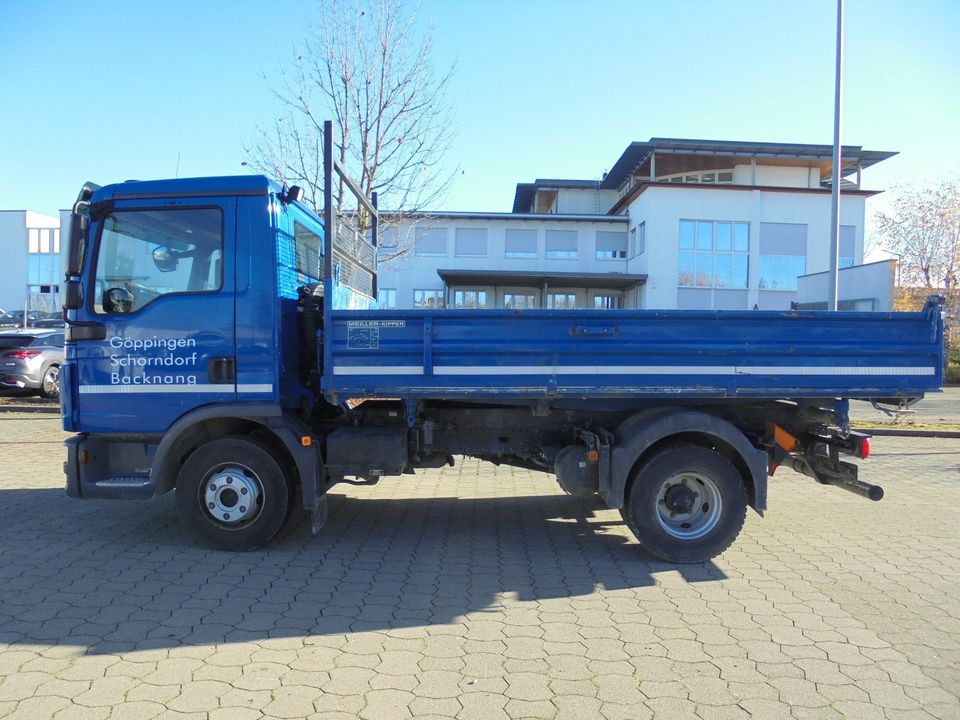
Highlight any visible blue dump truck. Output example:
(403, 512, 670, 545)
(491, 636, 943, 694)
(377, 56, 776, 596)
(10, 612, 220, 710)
(60, 123, 945, 562)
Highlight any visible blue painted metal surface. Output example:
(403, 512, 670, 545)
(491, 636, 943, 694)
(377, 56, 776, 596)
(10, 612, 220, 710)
(323, 304, 944, 402)
(63, 175, 380, 435)
(64, 177, 285, 434)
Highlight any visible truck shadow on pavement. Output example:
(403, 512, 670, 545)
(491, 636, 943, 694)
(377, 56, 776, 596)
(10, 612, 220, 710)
(0, 488, 726, 655)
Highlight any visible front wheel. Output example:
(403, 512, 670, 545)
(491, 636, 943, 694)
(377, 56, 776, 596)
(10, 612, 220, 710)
(176, 437, 291, 551)
(621, 443, 747, 563)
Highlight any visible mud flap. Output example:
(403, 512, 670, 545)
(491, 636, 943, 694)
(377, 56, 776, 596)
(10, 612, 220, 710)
(311, 493, 328, 535)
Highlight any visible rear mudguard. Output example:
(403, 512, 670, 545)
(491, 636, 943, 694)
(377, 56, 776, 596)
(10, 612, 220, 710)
(606, 408, 767, 513)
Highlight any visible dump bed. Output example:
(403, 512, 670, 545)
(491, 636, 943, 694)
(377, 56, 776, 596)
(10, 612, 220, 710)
(322, 301, 944, 402)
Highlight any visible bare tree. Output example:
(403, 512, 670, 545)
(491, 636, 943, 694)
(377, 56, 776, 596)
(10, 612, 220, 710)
(876, 180, 960, 342)
(244, 0, 457, 258)
(875, 181, 960, 290)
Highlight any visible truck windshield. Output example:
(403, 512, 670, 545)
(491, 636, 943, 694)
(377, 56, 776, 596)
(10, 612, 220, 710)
(92, 208, 223, 314)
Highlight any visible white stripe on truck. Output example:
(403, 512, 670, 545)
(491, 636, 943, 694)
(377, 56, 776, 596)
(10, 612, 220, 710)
(332, 365, 936, 377)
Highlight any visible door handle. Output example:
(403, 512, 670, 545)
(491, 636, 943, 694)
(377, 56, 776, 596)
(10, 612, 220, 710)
(208, 357, 236, 384)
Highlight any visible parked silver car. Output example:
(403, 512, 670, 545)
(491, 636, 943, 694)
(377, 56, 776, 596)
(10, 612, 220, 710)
(0, 330, 65, 399)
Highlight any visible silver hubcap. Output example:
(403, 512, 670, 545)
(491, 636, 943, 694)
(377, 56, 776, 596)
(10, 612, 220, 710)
(203, 465, 263, 525)
(44, 367, 59, 394)
(655, 471, 723, 540)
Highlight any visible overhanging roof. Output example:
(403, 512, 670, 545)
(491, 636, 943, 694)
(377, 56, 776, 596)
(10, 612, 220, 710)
(438, 268, 647, 290)
(600, 138, 896, 189)
(511, 139, 896, 211)
(608, 179, 882, 215)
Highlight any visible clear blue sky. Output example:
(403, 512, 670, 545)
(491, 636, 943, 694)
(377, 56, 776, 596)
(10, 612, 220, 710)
(1, 0, 957, 220)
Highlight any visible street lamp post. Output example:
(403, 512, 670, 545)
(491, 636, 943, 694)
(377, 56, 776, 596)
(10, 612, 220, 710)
(827, 0, 844, 311)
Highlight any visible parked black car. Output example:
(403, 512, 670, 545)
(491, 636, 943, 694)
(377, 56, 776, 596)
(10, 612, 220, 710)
(31, 312, 65, 329)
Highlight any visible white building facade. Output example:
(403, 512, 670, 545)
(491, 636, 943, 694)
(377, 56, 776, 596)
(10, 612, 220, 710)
(379, 138, 895, 311)
(0, 210, 65, 315)
(376, 213, 639, 311)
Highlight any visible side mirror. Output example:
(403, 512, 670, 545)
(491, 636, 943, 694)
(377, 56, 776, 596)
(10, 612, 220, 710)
(152, 246, 179, 272)
(66, 212, 89, 276)
(63, 280, 84, 310)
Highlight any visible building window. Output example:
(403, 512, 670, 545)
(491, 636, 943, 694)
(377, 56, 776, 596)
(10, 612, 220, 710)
(27, 253, 61, 287)
(378, 288, 397, 309)
(547, 292, 577, 309)
(657, 170, 735, 184)
(630, 222, 645, 257)
(414, 227, 447, 256)
(840, 225, 856, 268)
(378, 227, 399, 248)
(595, 231, 627, 260)
(505, 229, 537, 258)
(294, 222, 322, 278)
(413, 289, 445, 308)
(759, 256, 807, 290)
(377, 226, 400, 257)
(503, 292, 538, 309)
(26, 284, 60, 313)
(593, 294, 623, 309)
(678, 220, 749, 288)
(452, 289, 487, 309)
(29, 229, 57, 254)
(455, 228, 488, 257)
(545, 230, 578, 259)
(759, 222, 807, 291)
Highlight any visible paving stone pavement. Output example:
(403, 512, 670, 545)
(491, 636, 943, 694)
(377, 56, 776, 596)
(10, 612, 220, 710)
(0, 407, 959, 719)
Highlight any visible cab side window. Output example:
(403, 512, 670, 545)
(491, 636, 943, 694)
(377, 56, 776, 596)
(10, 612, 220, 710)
(93, 208, 223, 314)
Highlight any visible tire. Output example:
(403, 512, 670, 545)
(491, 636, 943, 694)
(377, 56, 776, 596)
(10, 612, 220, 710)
(176, 436, 291, 551)
(621, 443, 747, 563)
(38, 364, 60, 399)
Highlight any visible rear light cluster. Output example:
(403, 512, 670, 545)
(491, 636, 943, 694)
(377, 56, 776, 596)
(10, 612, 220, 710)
(2, 350, 41, 360)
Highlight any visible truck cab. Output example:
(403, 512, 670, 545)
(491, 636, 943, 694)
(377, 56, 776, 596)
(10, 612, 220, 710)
(61, 175, 360, 546)
(61, 176, 350, 430)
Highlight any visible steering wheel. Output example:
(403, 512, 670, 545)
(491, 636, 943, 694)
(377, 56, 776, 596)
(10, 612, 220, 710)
(103, 287, 135, 314)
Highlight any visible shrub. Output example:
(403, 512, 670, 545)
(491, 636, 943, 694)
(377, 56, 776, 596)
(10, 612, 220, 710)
(946, 364, 960, 385)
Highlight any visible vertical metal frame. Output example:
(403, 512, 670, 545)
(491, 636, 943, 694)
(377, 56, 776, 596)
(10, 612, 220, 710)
(322, 119, 379, 305)
(323, 121, 335, 289)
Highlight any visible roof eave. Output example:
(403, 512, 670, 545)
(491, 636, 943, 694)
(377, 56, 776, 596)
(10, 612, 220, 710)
(608, 182, 883, 215)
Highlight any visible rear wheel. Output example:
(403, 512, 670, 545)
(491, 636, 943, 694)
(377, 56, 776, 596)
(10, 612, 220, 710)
(38, 365, 60, 399)
(176, 436, 291, 551)
(621, 443, 747, 563)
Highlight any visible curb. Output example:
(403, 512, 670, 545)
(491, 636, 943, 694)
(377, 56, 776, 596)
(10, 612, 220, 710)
(0, 407, 60, 415)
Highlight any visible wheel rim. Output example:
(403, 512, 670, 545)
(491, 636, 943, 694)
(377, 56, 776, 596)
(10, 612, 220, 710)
(654, 470, 723, 540)
(43, 366, 59, 396)
(202, 464, 264, 527)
